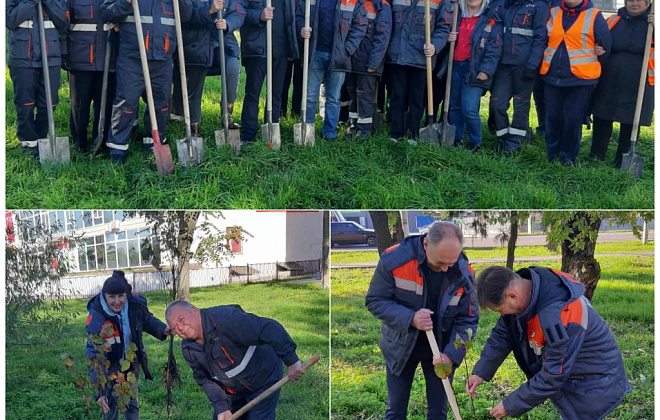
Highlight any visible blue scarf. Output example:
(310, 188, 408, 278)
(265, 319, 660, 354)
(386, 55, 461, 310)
(100, 294, 132, 359)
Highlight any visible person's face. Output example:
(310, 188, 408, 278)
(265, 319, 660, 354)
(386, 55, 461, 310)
(625, 0, 648, 15)
(467, 0, 484, 10)
(563, 0, 582, 7)
(104, 293, 127, 313)
(424, 237, 462, 272)
(490, 291, 524, 316)
(167, 306, 201, 340)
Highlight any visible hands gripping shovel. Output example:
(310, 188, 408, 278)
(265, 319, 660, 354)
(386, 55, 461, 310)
(227, 354, 321, 420)
(214, 6, 242, 154)
(173, 0, 205, 167)
(36, 0, 71, 164)
(131, 0, 174, 175)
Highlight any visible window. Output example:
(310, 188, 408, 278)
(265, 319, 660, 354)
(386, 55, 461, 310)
(226, 226, 243, 254)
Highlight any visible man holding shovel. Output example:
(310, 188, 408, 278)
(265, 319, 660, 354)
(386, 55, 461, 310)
(7, 0, 69, 158)
(165, 301, 305, 420)
(239, 0, 299, 144)
(365, 222, 479, 419)
(468, 266, 631, 419)
(101, 0, 193, 164)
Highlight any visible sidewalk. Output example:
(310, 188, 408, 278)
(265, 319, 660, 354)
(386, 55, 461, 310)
(331, 251, 654, 269)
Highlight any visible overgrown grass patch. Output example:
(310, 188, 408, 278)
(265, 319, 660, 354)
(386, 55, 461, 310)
(331, 255, 654, 419)
(5, 70, 654, 209)
(6, 282, 329, 420)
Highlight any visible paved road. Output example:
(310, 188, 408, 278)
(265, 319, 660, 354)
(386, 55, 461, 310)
(331, 251, 654, 269)
(331, 231, 654, 252)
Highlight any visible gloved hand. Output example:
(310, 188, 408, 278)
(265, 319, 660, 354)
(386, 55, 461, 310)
(523, 67, 537, 81)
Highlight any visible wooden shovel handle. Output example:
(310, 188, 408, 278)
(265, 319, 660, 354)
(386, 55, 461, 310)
(425, 330, 463, 420)
(227, 354, 321, 420)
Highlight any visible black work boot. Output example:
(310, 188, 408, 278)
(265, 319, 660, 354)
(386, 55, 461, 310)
(191, 122, 202, 138)
(227, 103, 241, 129)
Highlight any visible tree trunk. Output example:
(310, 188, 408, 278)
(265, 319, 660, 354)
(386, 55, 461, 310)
(560, 213, 602, 301)
(370, 211, 405, 255)
(506, 213, 519, 269)
(175, 211, 200, 301)
(322, 211, 330, 289)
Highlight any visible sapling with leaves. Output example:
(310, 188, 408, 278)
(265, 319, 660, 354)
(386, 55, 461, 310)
(61, 328, 139, 420)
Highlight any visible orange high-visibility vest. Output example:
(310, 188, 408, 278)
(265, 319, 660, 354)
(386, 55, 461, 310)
(607, 15, 655, 86)
(540, 7, 601, 79)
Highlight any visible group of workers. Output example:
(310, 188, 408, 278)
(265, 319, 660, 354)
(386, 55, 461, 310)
(7, 0, 654, 165)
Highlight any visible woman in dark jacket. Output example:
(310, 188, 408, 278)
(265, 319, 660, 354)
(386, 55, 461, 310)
(85, 271, 170, 419)
(447, 0, 502, 151)
(589, 0, 654, 166)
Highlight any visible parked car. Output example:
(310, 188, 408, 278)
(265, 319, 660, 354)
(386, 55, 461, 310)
(331, 222, 376, 246)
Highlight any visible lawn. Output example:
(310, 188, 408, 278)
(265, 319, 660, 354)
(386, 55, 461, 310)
(330, 254, 654, 419)
(331, 240, 655, 265)
(6, 281, 329, 420)
(5, 69, 654, 209)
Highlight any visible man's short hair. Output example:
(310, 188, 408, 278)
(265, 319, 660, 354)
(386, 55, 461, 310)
(165, 300, 196, 320)
(426, 221, 463, 246)
(475, 266, 517, 309)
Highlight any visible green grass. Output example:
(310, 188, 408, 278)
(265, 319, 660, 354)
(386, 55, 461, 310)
(331, 240, 654, 264)
(330, 255, 654, 419)
(5, 68, 654, 209)
(6, 282, 329, 420)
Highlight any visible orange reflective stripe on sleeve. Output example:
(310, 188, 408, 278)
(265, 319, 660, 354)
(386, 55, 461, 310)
(550, 268, 582, 284)
(392, 260, 424, 295)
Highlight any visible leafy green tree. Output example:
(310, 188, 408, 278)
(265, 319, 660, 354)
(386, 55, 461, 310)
(542, 211, 654, 300)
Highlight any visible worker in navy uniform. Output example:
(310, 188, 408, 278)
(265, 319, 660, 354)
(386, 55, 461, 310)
(166, 300, 306, 420)
(171, 0, 246, 136)
(239, 0, 299, 143)
(7, 0, 69, 157)
(101, 0, 193, 164)
(66, 0, 118, 152)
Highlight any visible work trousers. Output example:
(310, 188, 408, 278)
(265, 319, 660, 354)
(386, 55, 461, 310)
(207, 48, 241, 104)
(590, 116, 637, 167)
(9, 65, 61, 155)
(69, 69, 117, 151)
(241, 48, 288, 142)
(532, 72, 545, 134)
(346, 73, 378, 136)
(172, 63, 208, 124)
(305, 50, 347, 139)
(544, 83, 593, 165)
(388, 64, 427, 139)
(385, 337, 449, 420)
(107, 54, 173, 157)
(281, 58, 303, 118)
(449, 60, 485, 146)
(490, 63, 535, 151)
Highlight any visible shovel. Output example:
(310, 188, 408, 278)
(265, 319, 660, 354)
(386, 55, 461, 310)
(173, 0, 204, 167)
(228, 354, 321, 420)
(419, 0, 440, 144)
(372, 81, 384, 132)
(293, 0, 315, 146)
(621, 10, 653, 178)
(425, 330, 463, 420)
(37, 0, 70, 164)
(214, 9, 241, 154)
(260, 0, 281, 149)
(132, 0, 174, 175)
(434, 0, 459, 146)
(90, 31, 113, 156)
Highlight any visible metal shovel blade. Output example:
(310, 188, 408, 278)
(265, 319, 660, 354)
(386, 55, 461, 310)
(419, 123, 439, 144)
(261, 122, 281, 149)
(621, 153, 644, 178)
(305, 123, 315, 147)
(372, 110, 384, 132)
(215, 129, 241, 155)
(38, 137, 71, 164)
(293, 122, 304, 146)
(441, 123, 456, 147)
(152, 135, 174, 175)
(176, 137, 204, 167)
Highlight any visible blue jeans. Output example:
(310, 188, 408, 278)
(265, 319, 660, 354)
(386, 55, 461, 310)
(305, 51, 346, 139)
(448, 60, 484, 146)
